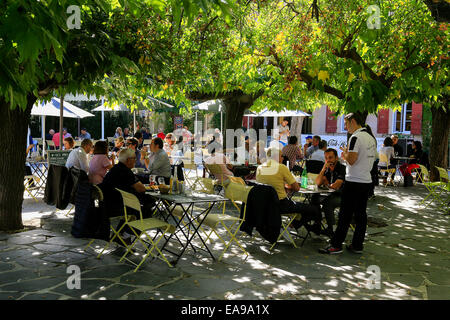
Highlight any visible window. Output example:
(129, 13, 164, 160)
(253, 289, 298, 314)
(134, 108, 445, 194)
(301, 117, 312, 134)
(393, 103, 413, 133)
(340, 116, 347, 133)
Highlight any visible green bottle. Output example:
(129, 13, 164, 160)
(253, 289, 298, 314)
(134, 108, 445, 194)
(301, 168, 308, 188)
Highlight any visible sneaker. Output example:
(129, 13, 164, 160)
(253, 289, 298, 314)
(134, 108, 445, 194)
(346, 244, 363, 254)
(318, 245, 343, 254)
(113, 236, 133, 248)
(368, 195, 376, 200)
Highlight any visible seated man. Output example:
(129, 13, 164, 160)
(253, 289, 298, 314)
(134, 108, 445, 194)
(147, 137, 171, 184)
(305, 135, 321, 159)
(99, 148, 155, 245)
(311, 148, 345, 238)
(256, 147, 322, 235)
(310, 140, 327, 162)
(65, 139, 93, 173)
(127, 137, 146, 169)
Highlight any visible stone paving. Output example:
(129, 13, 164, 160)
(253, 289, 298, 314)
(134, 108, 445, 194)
(0, 183, 449, 300)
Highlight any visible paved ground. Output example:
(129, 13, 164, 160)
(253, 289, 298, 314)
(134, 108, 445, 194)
(0, 182, 449, 300)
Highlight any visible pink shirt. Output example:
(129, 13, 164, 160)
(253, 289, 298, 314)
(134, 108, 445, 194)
(89, 154, 111, 185)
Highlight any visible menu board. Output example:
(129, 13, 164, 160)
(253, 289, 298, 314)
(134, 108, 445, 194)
(47, 150, 71, 166)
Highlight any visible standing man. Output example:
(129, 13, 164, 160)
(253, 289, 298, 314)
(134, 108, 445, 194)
(278, 120, 290, 145)
(319, 113, 377, 254)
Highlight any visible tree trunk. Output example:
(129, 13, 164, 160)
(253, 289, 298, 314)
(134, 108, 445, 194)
(222, 94, 255, 147)
(429, 102, 450, 181)
(0, 95, 36, 231)
(290, 116, 304, 141)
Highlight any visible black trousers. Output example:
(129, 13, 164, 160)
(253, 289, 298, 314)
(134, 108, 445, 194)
(279, 198, 322, 226)
(331, 181, 371, 250)
(311, 193, 341, 228)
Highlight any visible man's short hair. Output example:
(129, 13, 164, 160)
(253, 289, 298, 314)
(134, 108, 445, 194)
(81, 139, 92, 148)
(288, 136, 298, 145)
(81, 128, 87, 132)
(153, 137, 164, 149)
(391, 134, 399, 140)
(324, 148, 338, 157)
(118, 148, 135, 163)
(267, 147, 281, 160)
(319, 140, 327, 149)
(313, 135, 321, 142)
(134, 131, 142, 139)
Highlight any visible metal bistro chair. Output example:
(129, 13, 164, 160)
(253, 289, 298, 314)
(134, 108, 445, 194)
(378, 153, 397, 187)
(97, 188, 175, 272)
(421, 166, 450, 214)
(24, 174, 41, 202)
(196, 182, 252, 261)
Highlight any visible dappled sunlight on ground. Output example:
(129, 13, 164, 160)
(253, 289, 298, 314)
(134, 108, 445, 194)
(0, 181, 448, 300)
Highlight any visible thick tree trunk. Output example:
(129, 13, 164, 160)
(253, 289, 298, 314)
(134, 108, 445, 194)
(0, 95, 36, 231)
(222, 94, 256, 147)
(429, 103, 450, 181)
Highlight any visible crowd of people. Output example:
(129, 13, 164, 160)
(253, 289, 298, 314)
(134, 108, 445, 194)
(44, 115, 430, 253)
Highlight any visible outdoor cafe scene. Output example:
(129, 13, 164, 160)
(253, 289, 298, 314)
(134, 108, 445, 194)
(1, 0, 449, 303)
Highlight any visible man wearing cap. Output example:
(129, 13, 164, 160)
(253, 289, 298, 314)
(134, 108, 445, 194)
(79, 128, 91, 140)
(303, 135, 313, 156)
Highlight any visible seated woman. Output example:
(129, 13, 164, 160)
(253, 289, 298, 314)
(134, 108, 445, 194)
(112, 136, 124, 152)
(282, 136, 303, 170)
(163, 133, 175, 156)
(89, 141, 114, 185)
(400, 140, 430, 177)
(63, 137, 75, 150)
(378, 136, 396, 183)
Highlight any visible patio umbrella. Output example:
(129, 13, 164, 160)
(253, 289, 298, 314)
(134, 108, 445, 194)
(92, 101, 130, 139)
(32, 97, 95, 155)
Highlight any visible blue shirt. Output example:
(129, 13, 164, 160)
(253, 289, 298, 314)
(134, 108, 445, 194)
(79, 132, 91, 140)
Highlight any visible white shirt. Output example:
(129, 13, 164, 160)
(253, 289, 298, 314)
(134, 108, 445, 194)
(310, 149, 325, 162)
(345, 127, 377, 183)
(278, 125, 289, 143)
(66, 147, 90, 173)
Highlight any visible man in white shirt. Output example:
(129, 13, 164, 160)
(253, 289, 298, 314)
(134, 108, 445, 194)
(65, 139, 93, 173)
(319, 113, 377, 255)
(310, 140, 327, 162)
(277, 120, 290, 144)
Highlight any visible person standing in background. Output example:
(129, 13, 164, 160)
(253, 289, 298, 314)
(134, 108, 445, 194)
(278, 120, 290, 145)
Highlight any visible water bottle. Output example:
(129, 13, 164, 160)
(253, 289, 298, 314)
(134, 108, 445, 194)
(301, 168, 308, 188)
